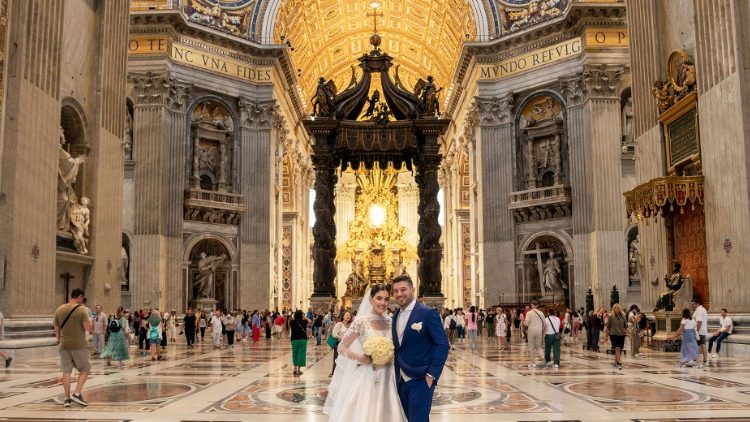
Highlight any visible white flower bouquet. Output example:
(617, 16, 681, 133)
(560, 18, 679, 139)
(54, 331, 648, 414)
(362, 335, 395, 366)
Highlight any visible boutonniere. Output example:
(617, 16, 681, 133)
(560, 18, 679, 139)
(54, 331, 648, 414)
(411, 322, 423, 332)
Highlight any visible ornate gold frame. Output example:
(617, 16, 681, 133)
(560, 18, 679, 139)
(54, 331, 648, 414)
(659, 91, 700, 175)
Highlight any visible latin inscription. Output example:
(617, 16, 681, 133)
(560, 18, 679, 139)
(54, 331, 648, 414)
(584, 28, 629, 48)
(478, 38, 582, 81)
(667, 108, 699, 167)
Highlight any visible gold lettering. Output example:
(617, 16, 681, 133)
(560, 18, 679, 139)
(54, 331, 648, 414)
(478, 37, 583, 81)
(584, 28, 629, 49)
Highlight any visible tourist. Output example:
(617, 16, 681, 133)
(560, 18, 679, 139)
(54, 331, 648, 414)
(455, 309, 465, 344)
(224, 311, 237, 349)
(290, 310, 309, 376)
(562, 307, 572, 345)
(183, 308, 196, 348)
(0, 311, 11, 367)
(466, 306, 479, 352)
(486, 309, 496, 339)
(53, 288, 92, 407)
(572, 310, 582, 342)
(505, 309, 512, 344)
(198, 313, 207, 342)
(673, 308, 701, 367)
(138, 311, 150, 353)
(544, 308, 562, 368)
(91, 305, 107, 355)
(330, 310, 352, 376)
(496, 306, 508, 350)
(521, 305, 530, 341)
(690, 297, 709, 368)
(147, 310, 163, 360)
(443, 309, 456, 349)
(265, 311, 273, 340)
(605, 303, 627, 370)
(160, 310, 170, 348)
(209, 310, 223, 349)
(629, 308, 643, 358)
(589, 309, 603, 352)
(313, 311, 324, 346)
(251, 310, 262, 342)
(274, 312, 285, 339)
(512, 308, 521, 338)
(168, 310, 178, 342)
(101, 307, 129, 366)
(524, 300, 546, 368)
(708, 308, 733, 359)
(477, 309, 486, 336)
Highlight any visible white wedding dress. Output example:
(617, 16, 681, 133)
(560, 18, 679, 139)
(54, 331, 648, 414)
(324, 292, 405, 422)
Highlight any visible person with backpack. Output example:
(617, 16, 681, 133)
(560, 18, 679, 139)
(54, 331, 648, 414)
(101, 307, 130, 366)
(147, 310, 163, 361)
(443, 309, 456, 350)
(53, 288, 92, 407)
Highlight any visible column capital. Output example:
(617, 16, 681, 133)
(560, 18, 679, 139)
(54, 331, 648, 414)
(474, 94, 514, 127)
(129, 72, 191, 111)
(237, 98, 280, 130)
(560, 64, 626, 106)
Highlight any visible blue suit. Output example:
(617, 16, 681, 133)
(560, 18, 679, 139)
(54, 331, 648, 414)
(392, 302, 449, 422)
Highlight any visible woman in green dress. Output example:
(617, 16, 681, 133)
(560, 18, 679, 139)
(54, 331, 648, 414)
(290, 310, 310, 376)
(101, 307, 130, 366)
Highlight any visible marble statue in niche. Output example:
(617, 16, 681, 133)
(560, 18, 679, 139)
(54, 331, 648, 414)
(518, 95, 564, 190)
(622, 95, 634, 147)
(123, 111, 133, 160)
(543, 251, 566, 294)
(57, 127, 86, 231)
(628, 234, 641, 280)
(119, 246, 129, 289)
(69, 196, 91, 255)
(193, 252, 227, 299)
(190, 101, 234, 191)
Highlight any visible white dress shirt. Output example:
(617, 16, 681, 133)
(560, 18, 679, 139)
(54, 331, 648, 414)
(397, 299, 417, 381)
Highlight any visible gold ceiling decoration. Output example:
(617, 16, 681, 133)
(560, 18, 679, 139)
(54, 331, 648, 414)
(274, 0, 475, 111)
(623, 175, 704, 223)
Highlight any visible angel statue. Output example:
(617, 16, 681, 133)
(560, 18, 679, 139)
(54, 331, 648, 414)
(312, 77, 337, 117)
(414, 75, 443, 117)
(363, 89, 381, 117)
(193, 253, 227, 299)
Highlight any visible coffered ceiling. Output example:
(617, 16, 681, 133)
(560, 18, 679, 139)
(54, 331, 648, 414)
(273, 0, 476, 110)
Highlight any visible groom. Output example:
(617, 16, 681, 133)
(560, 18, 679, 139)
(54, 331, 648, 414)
(392, 275, 449, 422)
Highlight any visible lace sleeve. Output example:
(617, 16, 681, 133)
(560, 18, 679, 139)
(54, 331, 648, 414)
(338, 319, 366, 362)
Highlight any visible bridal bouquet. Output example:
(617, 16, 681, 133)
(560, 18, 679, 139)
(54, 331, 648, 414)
(362, 336, 395, 366)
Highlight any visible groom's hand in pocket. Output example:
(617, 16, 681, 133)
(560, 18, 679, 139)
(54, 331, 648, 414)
(425, 375, 434, 388)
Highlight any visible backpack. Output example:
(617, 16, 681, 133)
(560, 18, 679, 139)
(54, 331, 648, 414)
(449, 317, 457, 330)
(109, 318, 121, 333)
(148, 325, 159, 341)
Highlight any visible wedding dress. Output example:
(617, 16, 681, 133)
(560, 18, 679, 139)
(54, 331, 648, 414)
(323, 289, 405, 422)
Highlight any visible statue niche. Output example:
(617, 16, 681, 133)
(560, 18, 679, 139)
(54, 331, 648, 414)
(188, 238, 231, 311)
(517, 95, 566, 190)
(190, 100, 234, 192)
(521, 235, 570, 305)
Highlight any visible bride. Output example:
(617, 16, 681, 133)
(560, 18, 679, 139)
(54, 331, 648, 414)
(323, 283, 405, 421)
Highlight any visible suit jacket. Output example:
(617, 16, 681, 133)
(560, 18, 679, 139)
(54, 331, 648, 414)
(392, 302, 449, 383)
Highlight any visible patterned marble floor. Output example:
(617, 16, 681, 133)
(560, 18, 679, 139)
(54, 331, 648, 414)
(2, 333, 750, 421)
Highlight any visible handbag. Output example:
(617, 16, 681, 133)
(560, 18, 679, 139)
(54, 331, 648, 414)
(326, 332, 338, 349)
(548, 317, 563, 340)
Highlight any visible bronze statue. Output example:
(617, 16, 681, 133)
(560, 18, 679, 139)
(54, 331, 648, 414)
(344, 259, 367, 298)
(414, 75, 442, 117)
(363, 90, 380, 117)
(654, 260, 689, 312)
(312, 77, 336, 117)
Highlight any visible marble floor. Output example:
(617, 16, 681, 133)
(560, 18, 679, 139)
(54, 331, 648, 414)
(2, 333, 750, 422)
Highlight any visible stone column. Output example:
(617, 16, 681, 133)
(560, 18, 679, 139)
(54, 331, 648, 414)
(310, 152, 337, 306)
(237, 98, 276, 311)
(475, 94, 515, 306)
(560, 64, 628, 308)
(129, 72, 191, 311)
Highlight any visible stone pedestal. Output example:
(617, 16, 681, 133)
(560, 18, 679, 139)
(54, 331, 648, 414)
(651, 311, 682, 352)
(421, 295, 445, 311)
(310, 296, 336, 314)
(191, 298, 218, 314)
(351, 298, 363, 313)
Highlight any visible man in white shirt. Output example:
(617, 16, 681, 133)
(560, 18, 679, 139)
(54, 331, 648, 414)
(708, 308, 732, 359)
(209, 310, 223, 349)
(92, 305, 107, 354)
(523, 300, 547, 368)
(691, 298, 709, 368)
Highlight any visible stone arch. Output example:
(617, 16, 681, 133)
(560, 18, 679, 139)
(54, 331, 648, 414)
(60, 98, 88, 148)
(182, 232, 238, 264)
(182, 233, 238, 310)
(258, 0, 492, 43)
(517, 230, 574, 305)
